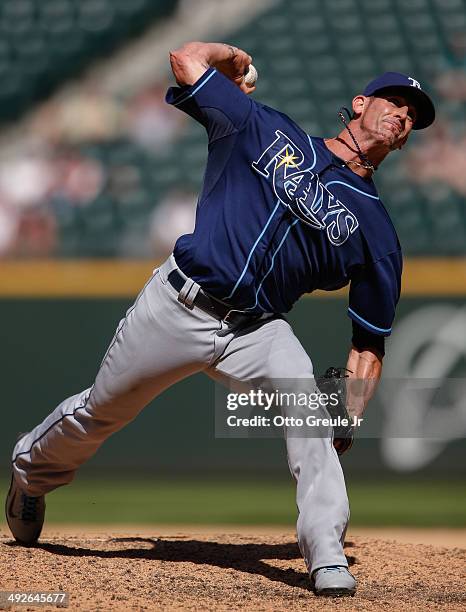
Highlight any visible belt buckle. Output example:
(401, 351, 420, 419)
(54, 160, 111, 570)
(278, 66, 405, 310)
(223, 309, 245, 326)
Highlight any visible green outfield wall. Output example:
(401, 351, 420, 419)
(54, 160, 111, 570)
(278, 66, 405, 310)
(1, 292, 464, 477)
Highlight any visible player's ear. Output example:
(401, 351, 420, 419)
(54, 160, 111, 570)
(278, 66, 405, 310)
(351, 95, 366, 119)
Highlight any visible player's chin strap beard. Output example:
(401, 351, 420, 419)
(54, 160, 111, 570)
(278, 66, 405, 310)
(338, 107, 377, 172)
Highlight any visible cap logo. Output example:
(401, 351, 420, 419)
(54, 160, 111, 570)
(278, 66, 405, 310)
(408, 77, 421, 89)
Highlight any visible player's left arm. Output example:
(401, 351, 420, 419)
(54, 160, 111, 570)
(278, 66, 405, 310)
(345, 250, 402, 417)
(345, 343, 383, 419)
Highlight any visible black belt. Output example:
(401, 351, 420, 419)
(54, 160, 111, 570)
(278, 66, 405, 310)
(167, 269, 260, 327)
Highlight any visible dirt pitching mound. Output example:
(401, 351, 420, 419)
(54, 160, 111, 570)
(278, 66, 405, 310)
(1, 528, 465, 611)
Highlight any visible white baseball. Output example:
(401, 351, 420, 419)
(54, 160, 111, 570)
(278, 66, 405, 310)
(244, 64, 258, 86)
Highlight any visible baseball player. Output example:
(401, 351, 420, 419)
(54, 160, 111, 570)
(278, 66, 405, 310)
(6, 42, 435, 597)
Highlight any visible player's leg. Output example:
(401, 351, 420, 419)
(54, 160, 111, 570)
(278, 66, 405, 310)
(206, 315, 350, 576)
(11, 256, 225, 497)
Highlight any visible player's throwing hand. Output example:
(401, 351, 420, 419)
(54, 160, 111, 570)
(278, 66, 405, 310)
(169, 42, 255, 94)
(214, 44, 256, 94)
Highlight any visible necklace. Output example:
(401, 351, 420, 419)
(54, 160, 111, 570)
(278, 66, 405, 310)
(337, 108, 377, 172)
(341, 159, 374, 170)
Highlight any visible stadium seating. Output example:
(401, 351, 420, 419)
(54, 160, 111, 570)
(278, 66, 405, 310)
(0, 0, 177, 121)
(4, 0, 466, 257)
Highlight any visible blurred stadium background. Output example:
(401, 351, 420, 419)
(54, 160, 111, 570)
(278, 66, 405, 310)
(0, 0, 465, 527)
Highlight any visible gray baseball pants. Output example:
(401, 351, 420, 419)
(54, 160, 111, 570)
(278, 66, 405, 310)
(12, 255, 349, 574)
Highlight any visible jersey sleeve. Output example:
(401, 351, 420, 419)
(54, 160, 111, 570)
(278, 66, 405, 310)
(165, 68, 253, 142)
(348, 250, 402, 336)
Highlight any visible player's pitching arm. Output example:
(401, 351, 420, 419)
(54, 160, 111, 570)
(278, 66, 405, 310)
(169, 41, 255, 94)
(345, 346, 383, 419)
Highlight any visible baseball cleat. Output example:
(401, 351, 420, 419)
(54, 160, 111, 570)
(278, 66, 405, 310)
(5, 474, 45, 546)
(312, 566, 356, 597)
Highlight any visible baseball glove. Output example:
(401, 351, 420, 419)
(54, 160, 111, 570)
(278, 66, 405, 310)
(317, 367, 354, 455)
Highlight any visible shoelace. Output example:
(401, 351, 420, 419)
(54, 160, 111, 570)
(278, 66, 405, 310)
(21, 493, 39, 521)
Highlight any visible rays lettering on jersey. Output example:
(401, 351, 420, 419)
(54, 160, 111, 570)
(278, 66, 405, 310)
(252, 130, 359, 246)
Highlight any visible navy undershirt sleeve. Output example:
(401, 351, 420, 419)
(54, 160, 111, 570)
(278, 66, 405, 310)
(165, 68, 253, 142)
(352, 321, 385, 357)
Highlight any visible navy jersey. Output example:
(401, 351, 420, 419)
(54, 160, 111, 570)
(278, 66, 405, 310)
(166, 68, 402, 336)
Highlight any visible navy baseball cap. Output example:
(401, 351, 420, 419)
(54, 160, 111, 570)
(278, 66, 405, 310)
(363, 72, 435, 130)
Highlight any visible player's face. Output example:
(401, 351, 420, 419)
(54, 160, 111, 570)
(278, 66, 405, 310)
(361, 94, 417, 150)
